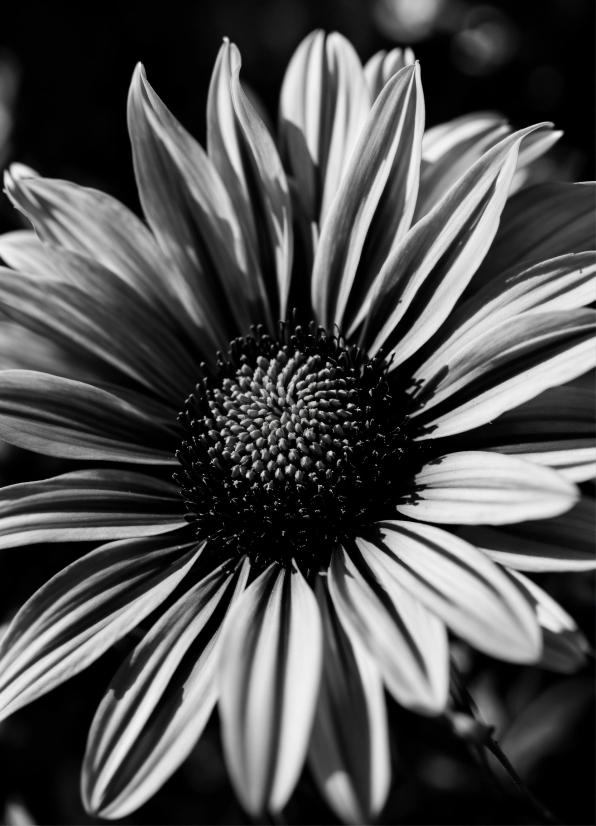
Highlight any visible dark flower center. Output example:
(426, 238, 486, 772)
(175, 322, 419, 574)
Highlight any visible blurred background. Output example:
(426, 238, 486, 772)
(0, 0, 594, 823)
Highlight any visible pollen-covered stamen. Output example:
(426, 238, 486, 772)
(174, 322, 419, 574)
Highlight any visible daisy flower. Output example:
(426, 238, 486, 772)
(0, 31, 593, 823)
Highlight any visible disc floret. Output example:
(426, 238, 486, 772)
(175, 322, 416, 574)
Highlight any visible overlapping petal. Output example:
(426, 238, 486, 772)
(280, 31, 371, 226)
(458, 496, 595, 572)
(0, 535, 202, 721)
(461, 385, 595, 482)
(219, 564, 322, 815)
(412, 309, 595, 438)
(128, 65, 271, 344)
(358, 522, 541, 662)
(328, 545, 448, 714)
(472, 182, 596, 291)
(396, 451, 578, 525)
(0, 253, 199, 401)
(359, 124, 547, 363)
(0, 470, 185, 549)
(0, 229, 59, 277)
(312, 63, 423, 329)
(2, 171, 195, 330)
(230, 65, 293, 320)
(504, 569, 591, 673)
(308, 578, 390, 824)
(82, 560, 250, 819)
(0, 370, 178, 463)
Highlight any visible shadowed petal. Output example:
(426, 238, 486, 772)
(505, 570, 591, 673)
(0, 535, 202, 722)
(420, 252, 596, 376)
(472, 182, 596, 291)
(360, 124, 547, 364)
(0, 371, 178, 463)
(128, 66, 268, 345)
(280, 31, 371, 226)
(219, 563, 322, 815)
(312, 63, 423, 330)
(0, 255, 199, 402)
(459, 386, 595, 482)
(397, 451, 578, 525)
(0, 321, 92, 379)
(2, 172, 196, 331)
(207, 40, 259, 263)
(416, 114, 510, 221)
(82, 560, 250, 819)
(230, 66, 293, 321)
(361, 522, 541, 663)
(458, 496, 595, 571)
(308, 577, 390, 824)
(329, 545, 448, 714)
(412, 309, 596, 438)
(0, 469, 185, 549)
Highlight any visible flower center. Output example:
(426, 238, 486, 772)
(175, 323, 417, 574)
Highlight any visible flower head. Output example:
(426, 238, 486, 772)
(0, 30, 593, 823)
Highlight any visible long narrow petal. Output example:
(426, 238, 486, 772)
(459, 386, 595, 483)
(505, 570, 591, 673)
(82, 560, 250, 819)
(0, 469, 185, 549)
(0, 370, 178, 463)
(2, 172, 195, 330)
(359, 522, 541, 662)
(458, 497, 595, 571)
(219, 564, 322, 815)
(359, 124, 547, 364)
(415, 116, 510, 221)
(311, 64, 422, 329)
(328, 545, 448, 714)
(412, 309, 595, 438)
(396, 451, 578, 525)
(0, 256, 199, 402)
(207, 40, 259, 261)
(308, 578, 390, 824)
(472, 182, 596, 291)
(419, 252, 596, 377)
(0, 535, 202, 721)
(230, 66, 293, 320)
(280, 32, 371, 226)
(127, 66, 267, 345)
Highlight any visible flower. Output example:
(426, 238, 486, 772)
(0, 29, 593, 823)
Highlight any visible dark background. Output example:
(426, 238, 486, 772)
(0, 1, 594, 824)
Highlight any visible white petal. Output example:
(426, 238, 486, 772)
(397, 451, 578, 525)
(219, 564, 322, 815)
(308, 578, 390, 824)
(328, 546, 448, 715)
(361, 522, 541, 663)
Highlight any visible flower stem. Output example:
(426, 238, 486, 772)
(484, 737, 562, 826)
